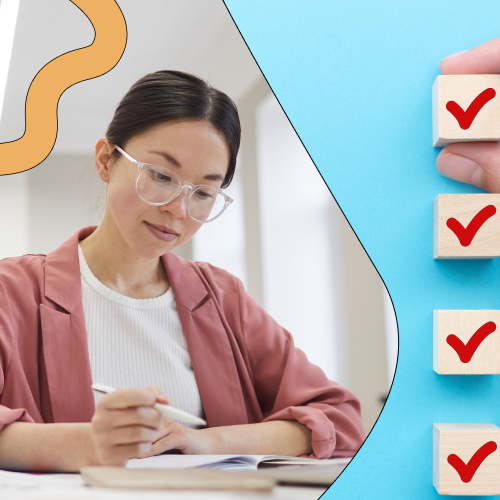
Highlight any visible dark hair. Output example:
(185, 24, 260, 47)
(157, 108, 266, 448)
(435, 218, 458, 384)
(105, 71, 241, 188)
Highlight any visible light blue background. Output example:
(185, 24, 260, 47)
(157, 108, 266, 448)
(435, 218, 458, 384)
(224, 1, 500, 498)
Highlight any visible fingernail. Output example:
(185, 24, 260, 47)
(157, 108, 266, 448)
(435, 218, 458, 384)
(436, 152, 483, 188)
(441, 49, 469, 62)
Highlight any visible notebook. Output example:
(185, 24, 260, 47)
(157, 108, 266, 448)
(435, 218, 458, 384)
(127, 454, 349, 473)
(81, 467, 275, 491)
(249, 459, 351, 486)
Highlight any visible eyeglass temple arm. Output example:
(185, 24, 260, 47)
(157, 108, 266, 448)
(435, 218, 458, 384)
(114, 145, 137, 164)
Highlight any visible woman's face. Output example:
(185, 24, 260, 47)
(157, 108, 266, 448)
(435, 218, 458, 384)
(97, 119, 230, 259)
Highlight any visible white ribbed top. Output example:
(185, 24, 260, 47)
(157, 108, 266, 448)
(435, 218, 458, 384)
(78, 244, 204, 427)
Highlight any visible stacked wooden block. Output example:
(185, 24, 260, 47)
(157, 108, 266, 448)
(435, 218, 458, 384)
(432, 75, 500, 495)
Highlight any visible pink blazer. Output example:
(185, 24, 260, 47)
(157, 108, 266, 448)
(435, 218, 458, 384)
(0, 227, 365, 458)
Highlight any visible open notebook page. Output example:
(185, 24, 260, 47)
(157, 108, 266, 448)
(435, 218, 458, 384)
(127, 455, 348, 473)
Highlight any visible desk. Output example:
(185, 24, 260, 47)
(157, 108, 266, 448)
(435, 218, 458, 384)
(0, 470, 328, 500)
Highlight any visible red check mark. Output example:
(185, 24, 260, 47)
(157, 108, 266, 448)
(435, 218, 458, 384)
(446, 205, 496, 246)
(446, 321, 496, 363)
(448, 441, 497, 483)
(446, 88, 496, 129)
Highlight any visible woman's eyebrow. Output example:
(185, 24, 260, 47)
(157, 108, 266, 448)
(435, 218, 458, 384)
(150, 150, 181, 168)
(150, 150, 225, 182)
(204, 173, 225, 182)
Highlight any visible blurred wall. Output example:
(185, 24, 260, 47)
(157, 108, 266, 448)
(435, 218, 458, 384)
(26, 154, 100, 253)
(0, 0, 397, 433)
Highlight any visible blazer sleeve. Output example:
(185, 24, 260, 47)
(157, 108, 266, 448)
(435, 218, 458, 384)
(0, 278, 35, 430)
(236, 278, 366, 459)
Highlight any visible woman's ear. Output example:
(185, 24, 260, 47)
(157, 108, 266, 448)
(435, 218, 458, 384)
(95, 138, 114, 182)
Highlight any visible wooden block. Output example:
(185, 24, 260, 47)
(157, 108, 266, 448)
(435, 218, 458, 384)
(434, 194, 500, 259)
(433, 75, 500, 147)
(433, 310, 500, 374)
(434, 424, 500, 496)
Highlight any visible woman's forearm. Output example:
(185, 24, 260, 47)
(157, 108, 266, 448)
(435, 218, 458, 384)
(0, 418, 314, 467)
(200, 420, 313, 456)
(0, 422, 99, 472)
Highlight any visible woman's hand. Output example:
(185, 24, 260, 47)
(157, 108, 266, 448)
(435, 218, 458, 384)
(139, 418, 214, 458)
(90, 386, 169, 465)
(140, 419, 313, 458)
(436, 38, 500, 192)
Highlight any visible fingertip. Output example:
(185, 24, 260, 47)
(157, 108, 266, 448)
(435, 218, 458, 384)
(441, 50, 469, 63)
(436, 147, 448, 162)
(436, 151, 483, 188)
(147, 386, 169, 405)
(440, 38, 500, 75)
(139, 441, 162, 459)
(440, 50, 471, 75)
(123, 387, 156, 407)
(441, 49, 469, 63)
(138, 442, 152, 458)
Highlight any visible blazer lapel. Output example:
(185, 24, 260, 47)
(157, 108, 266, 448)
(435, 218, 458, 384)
(162, 253, 248, 427)
(40, 304, 94, 422)
(41, 227, 97, 423)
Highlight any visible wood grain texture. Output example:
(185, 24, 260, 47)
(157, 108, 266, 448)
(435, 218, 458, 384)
(433, 310, 500, 374)
(433, 75, 500, 147)
(434, 194, 500, 259)
(433, 424, 500, 496)
(81, 467, 275, 490)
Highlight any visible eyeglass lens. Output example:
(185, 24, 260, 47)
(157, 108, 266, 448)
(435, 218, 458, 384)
(137, 165, 227, 222)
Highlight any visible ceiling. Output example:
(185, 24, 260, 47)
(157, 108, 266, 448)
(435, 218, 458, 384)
(0, 0, 263, 153)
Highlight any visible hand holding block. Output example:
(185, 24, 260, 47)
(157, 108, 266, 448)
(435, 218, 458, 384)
(433, 310, 500, 374)
(433, 75, 500, 147)
(434, 194, 500, 259)
(434, 424, 500, 496)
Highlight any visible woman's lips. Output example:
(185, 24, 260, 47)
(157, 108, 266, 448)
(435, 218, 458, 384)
(144, 221, 178, 242)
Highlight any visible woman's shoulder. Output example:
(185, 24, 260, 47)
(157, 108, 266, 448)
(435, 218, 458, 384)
(0, 253, 47, 292)
(189, 260, 242, 295)
(167, 256, 245, 310)
(164, 253, 249, 324)
(191, 260, 239, 280)
(186, 260, 265, 318)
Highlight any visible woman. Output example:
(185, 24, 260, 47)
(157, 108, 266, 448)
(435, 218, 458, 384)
(0, 71, 365, 471)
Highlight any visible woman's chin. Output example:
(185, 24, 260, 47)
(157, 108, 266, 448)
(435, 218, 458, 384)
(133, 238, 182, 260)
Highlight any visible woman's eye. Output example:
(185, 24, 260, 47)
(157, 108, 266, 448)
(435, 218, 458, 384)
(196, 190, 214, 200)
(150, 169, 171, 182)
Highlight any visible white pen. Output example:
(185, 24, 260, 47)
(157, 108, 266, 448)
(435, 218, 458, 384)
(91, 383, 207, 426)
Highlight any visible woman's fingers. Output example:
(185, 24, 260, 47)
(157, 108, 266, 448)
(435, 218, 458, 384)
(440, 38, 500, 75)
(139, 418, 185, 458)
(106, 424, 160, 446)
(95, 406, 163, 431)
(139, 419, 187, 458)
(437, 38, 500, 193)
(437, 142, 500, 193)
(140, 433, 182, 458)
(97, 387, 156, 411)
(91, 387, 171, 465)
(145, 385, 170, 405)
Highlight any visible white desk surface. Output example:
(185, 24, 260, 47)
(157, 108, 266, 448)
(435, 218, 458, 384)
(0, 470, 329, 500)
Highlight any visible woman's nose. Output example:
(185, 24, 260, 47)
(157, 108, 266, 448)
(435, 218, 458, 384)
(160, 186, 190, 218)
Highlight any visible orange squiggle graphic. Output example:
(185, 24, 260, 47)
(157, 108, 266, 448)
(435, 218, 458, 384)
(0, 0, 127, 175)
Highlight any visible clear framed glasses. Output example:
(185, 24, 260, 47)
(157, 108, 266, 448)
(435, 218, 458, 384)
(114, 145, 233, 223)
